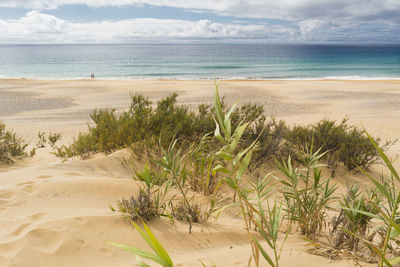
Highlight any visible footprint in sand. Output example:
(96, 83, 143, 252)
(29, 212, 47, 221)
(9, 213, 47, 238)
(26, 229, 63, 254)
(73, 216, 88, 225)
(0, 207, 7, 216)
(11, 223, 31, 237)
(100, 247, 113, 256)
(16, 181, 36, 193)
(66, 172, 83, 176)
(36, 175, 52, 179)
(0, 241, 19, 258)
(0, 191, 16, 205)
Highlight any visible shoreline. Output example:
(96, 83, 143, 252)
(2, 77, 400, 82)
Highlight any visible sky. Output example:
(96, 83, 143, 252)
(0, 0, 399, 44)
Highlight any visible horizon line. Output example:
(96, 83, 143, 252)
(1, 42, 400, 46)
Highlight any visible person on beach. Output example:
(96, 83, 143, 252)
(91, 73, 95, 79)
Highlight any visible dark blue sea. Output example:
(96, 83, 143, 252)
(0, 44, 399, 79)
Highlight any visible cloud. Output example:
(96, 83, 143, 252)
(2, 0, 400, 25)
(0, 10, 399, 44)
(1, 0, 400, 44)
(0, 11, 297, 43)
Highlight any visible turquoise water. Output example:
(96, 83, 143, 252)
(0, 44, 399, 79)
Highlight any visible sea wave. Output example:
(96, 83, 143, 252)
(1, 75, 400, 81)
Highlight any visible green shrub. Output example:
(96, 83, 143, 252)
(286, 118, 393, 175)
(57, 94, 217, 159)
(36, 131, 47, 148)
(55, 133, 97, 159)
(48, 132, 62, 148)
(230, 104, 288, 169)
(338, 127, 393, 171)
(57, 89, 389, 182)
(0, 122, 28, 163)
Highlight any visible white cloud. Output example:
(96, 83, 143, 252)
(1, 0, 400, 25)
(0, 11, 294, 43)
(0, 0, 399, 43)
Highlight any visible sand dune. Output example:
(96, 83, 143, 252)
(0, 150, 368, 267)
(1, 79, 399, 266)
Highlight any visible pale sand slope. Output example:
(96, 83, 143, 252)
(1, 78, 400, 266)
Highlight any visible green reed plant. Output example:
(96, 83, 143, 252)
(252, 199, 288, 267)
(152, 138, 199, 233)
(332, 183, 381, 252)
(342, 131, 400, 266)
(276, 145, 337, 239)
(107, 221, 173, 267)
(212, 84, 286, 266)
(188, 133, 221, 195)
(133, 162, 166, 188)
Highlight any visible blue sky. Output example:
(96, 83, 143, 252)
(0, 1, 399, 43)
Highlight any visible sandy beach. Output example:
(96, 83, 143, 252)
(1, 78, 400, 266)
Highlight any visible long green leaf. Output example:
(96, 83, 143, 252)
(141, 223, 173, 266)
(106, 241, 164, 265)
(229, 122, 249, 152)
(252, 237, 275, 267)
(236, 148, 254, 179)
(212, 164, 230, 175)
(357, 166, 394, 204)
(214, 83, 226, 135)
(389, 257, 400, 265)
(224, 101, 238, 139)
(365, 130, 399, 182)
(216, 150, 233, 161)
(213, 118, 226, 144)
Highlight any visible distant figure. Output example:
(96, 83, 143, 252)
(90, 73, 95, 79)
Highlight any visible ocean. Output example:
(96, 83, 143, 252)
(0, 44, 399, 80)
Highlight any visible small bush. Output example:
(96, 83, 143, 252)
(57, 94, 216, 159)
(55, 133, 96, 159)
(338, 127, 393, 171)
(169, 200, 205, 224)
(48, 132, 62, 148)
(0, 122, 29, 163)
(118, 188, 162, 221)
(286, 118, 393, 174)
(36, 131, 47, 148)
(231, 104, 289, 168)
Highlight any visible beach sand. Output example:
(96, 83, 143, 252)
(1, 78, 399, 266)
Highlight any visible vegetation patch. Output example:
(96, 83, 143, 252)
(0, 122, 29, 163)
